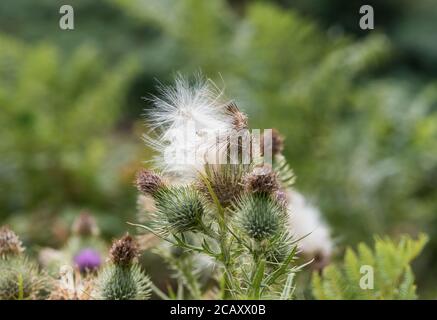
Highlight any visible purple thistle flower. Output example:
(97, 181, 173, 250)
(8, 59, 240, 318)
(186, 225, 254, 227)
(73, 248, 101, 272)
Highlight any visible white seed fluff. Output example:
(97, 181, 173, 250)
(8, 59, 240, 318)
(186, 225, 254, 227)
(145, 75, 239, 182)
(287, 190, 333, 260)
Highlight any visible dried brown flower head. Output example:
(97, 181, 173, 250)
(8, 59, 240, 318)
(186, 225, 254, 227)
(135, 169, 164, 196)
(226, 102, 248, 131)
(0, 226, 24, 258)
(196, 165, 246, 208)
(243, 165, 280, 195)
(109, 234, 139, 266)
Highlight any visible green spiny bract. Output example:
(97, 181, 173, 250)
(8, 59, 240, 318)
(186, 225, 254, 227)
(152, 186, 207, 234)
(0, 227, 50, 300)
(264, 232, 294, 264)
(94, 264, 151, 300)
(0, 257, 50, 300)
(234, 193, 287, 242)
(93, 234, 151, 300)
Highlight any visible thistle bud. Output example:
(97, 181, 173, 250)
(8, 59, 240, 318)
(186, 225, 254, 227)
(243, 165, 279, 195)
(154, 186, 206, 234)
(94, 234, 151, 300)
(234, 194, 286, 242)
(109, 234, 139, 267)
(135, 169, 164, 196)
(0, 226, 24, 259)
(72, 212, 99, 237)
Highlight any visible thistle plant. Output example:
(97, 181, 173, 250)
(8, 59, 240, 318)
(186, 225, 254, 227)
(93, 234, 151, 300)
(131, 75, 323, 299)
(0, 226, 50, 300)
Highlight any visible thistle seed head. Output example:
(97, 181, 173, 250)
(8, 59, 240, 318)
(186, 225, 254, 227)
(72, 212, 99, 237)
(0, 226, 24, 259)
(135, 169, 164, 196)
(109, 234, 139, 267)
(243, 165, 280, 195)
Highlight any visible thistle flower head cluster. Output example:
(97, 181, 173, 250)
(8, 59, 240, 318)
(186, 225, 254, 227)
(132, 75, 334, 298)
(0, 226, 24, 259)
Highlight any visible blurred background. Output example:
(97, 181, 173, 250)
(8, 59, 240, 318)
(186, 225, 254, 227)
(0, 0, 436, 297)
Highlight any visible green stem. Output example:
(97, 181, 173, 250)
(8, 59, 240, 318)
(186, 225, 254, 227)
(198, 172, 235, 299)
(17, 273, 24, 300)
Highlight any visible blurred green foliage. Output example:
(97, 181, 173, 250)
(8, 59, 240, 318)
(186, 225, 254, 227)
(312, 234, 428, 299)
(0, 35, 143, 242)
(0, 0, 436, 297)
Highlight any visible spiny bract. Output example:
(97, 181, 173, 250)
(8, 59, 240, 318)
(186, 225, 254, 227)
(94, 264, 151, 300)
(153, 186, 207, 234)
(0, 257, 50, 300)
(234, 194, 287, 241)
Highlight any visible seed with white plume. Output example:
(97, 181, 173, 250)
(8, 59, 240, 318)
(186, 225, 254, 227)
(145, 75, 247, 182)
(287, 190, 333, 270)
